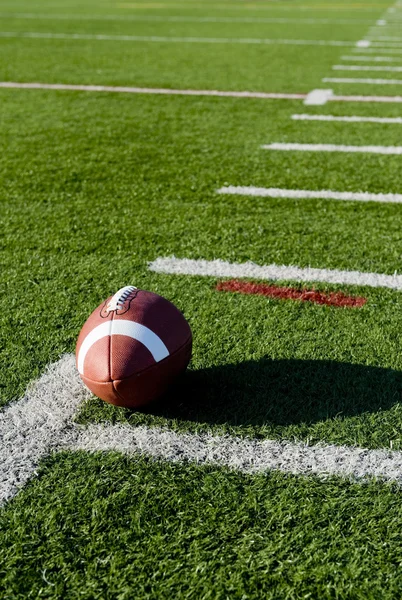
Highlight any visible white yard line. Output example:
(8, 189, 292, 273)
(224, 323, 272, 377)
(0, 355, 91, 504)
(262, 143, 402, 155)
(369, 42, 402, 47)
(0, 13, 377, 25)
(149, 256, 402, 290)
(353, 47, 402, 53)
(217, 186, 402, 204)
(67, 422, 402, 485)
(333, 64, 402, 71)
(324, 77, 402, 84)
(333, 93, 402, 102)
(369, 36, 402, 41)
(291, 114, 402, 124)
(0, 82, 305, 101)
(0, 31, 358, 46)
(341, 55, 402, 61)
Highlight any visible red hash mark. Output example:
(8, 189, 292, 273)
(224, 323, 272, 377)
(216, 280, 367, 308)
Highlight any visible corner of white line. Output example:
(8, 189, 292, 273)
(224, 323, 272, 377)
(356, 40, 371, 48)
(303, 89, 333, 106)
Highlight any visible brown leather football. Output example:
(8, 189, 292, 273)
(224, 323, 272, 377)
(76, 286, 192, 408)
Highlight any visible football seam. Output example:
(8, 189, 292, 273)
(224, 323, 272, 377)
(82, 334, 192, 386)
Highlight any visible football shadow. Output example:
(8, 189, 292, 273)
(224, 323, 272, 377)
(147, 357, 402, 426)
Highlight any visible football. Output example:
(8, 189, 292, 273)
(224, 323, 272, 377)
(76, 286, 192, 408)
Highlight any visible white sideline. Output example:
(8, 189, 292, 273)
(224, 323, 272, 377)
(4, 81, 402, 105)
(149, 256, 402, 291)
(333, 65, 402, 72)
(66, 423, 402, 484)
(292, 114, 402, 124)
(324, 77, 402, 84)
(0, 31, 357, 46)
(262, 143, 402, 155)
(0, 355, 91, 504)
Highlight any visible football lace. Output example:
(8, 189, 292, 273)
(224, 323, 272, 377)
(106, 285, 137, 312)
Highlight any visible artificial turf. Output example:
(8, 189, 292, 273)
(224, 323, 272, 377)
(2, 89, 402, 449)
(2, 452, 402, 599)
(2, 0, 402, 596)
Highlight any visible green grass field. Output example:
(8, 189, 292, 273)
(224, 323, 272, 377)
(2, 0, 402, 597)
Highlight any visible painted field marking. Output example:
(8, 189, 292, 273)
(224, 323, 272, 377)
(369, 36, 402, 42)
(303, 89, 333, 105)
(370, 42, 402, 47)
(0, 13, 378, 24)
(0, 82, 306, 101)
(341, 55, 402, 61)
(353, 47, 402, 53)
(149, 256, 402, 291)
(0, 354, 91, 504)
(356, 40, 371, 47)
(324, 77, 402, 84)
(119, 2, 389, 11)
(3, 82, 402, 105)
(333, 64, 402, 71)
(4, 352, 402, 504)
(262, 143, 402, 155)
(291, 114, 402, 124)
(0, 31, 359, 47)
(217, 186, 402, 204)
(67, 422, 402, 484)
(369, 28, 402, 34)
(216, 279, 367, 308)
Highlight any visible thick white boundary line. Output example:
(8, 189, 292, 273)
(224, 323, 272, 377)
(0, 13, 377, 25)
(67, 423, 402, 484)
(4, 354, 402, 506)
(3, 81, 402, 105)
(292, 114, 402, 124)
(149, 256, 402, 290)
(0, 31, 359, 46)
(333, 64, 402, 71)
(262, 143, 402, 155)
(217, 185, 402, 205)
(324, 77, 402, 84)
(0, 355, 91, 504)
